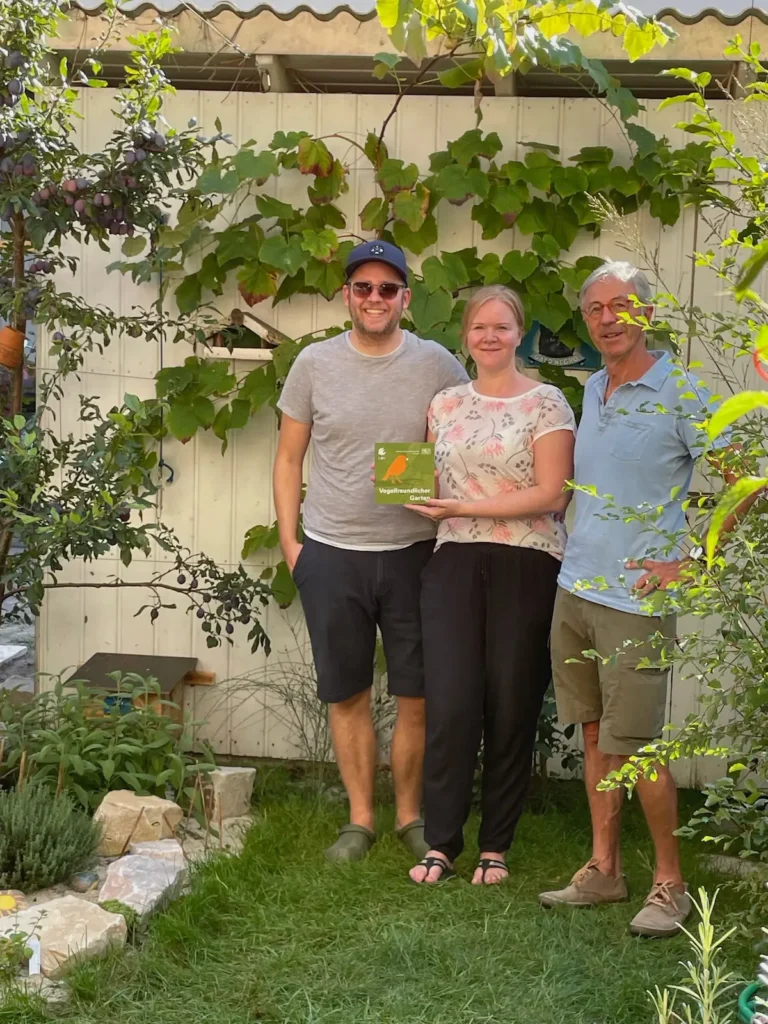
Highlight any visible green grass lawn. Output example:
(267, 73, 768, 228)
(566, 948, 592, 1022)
(14, 771, 756, 1024)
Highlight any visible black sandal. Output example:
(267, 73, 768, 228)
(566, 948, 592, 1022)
(410, 855, 457, 885)
(476, 858, 509, 884)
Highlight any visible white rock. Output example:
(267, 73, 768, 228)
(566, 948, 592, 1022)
(128, 838, 185, 862)
(180, 813, 256, 862)
(15, 975, 69, 1005)
(209, 767, 256, 820)
(0, 895, 126, 979)
(98, 855, 187, 918)
(93, 791, 183, 857)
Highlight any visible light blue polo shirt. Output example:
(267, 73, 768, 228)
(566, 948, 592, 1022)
(558, 351, 721, 615)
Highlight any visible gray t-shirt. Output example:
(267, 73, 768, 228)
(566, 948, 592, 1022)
(277, 330, 468, 549)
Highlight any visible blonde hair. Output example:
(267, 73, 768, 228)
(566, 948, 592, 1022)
(462, 285, 525, 337)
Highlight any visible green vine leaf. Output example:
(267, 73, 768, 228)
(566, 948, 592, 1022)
(377, 158, 420, 196)
(122, 236, 146, 257)
(531, 233, 562, 261)
(241, 362, 278, 412)
(300, 229, 339, 262)
(167, 402, 202, 443)
(364, 132, 389, 169)
(502, 250, 538, 282)
(435, 164, 489, 204)
(421, 256, 452, 292)
(232, 148, 279, 185)
(309, 159, 348, 204)
(270, 560, 297, 608)
(393, 183, 430, 231)
(392, 213, 437, 254)
(174, 274, 202, 314)
(297, 137, 334, 177)
(408, 280, 452, 333)
(360, 197, 389, 232)
(437, 58, 485, 89)
(478, 252, 506, 284)
(649, 190, 681, 226)
(471, 202, 506, 240)
(197, 165, 240, 195)
(551, 166, 588, 197)
(237, 264, 278, 306)
(627, 123, 659, 158)
(305, 259, 345, 298)
(217, 224, 265, 266)
(449, 129, 502, 167)
(260, 235, 309, 275)
(516, 201, 548, 235)
(528, 293, 572, 333)
(255, 195, 296, 220)
(490, 182, 528, 217)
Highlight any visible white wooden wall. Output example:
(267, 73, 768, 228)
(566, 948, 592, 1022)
(36, 90, 753, 785)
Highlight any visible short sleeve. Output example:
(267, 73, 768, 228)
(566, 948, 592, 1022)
(673, 373, 728, 458)
(434, 344, 469, 391)
(427, 395, 440, 436)
(277, 347, 313, 424)
(533, 388, 577, 442)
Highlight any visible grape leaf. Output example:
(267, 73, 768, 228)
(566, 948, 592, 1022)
(174, 274, 202, 313)
(260, 235, 309, 275)
(297, 137, 333, 177)
(360, 197, 389, 232)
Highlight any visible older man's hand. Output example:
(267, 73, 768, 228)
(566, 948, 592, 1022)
(625, 558, 686, 597)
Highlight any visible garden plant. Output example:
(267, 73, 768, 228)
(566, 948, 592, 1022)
(0, 784, 99, 890)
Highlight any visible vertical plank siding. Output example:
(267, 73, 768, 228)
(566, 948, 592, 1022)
(37, 93, 756, 783)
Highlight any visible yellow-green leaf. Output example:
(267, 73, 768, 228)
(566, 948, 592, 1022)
(706, 475, 767, 564)
(707, 390, 768, 440)
(377, 0, 400, 30)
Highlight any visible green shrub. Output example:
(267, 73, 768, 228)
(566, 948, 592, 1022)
(0, 785, 100, 891)
(0, 673, 215, 812)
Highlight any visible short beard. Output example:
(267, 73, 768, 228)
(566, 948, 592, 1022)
(349, 305, 401, 340)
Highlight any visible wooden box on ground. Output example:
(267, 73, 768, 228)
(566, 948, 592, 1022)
(65, 653, 216, 723)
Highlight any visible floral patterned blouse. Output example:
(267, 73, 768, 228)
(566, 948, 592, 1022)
(428, 381, 576, 559)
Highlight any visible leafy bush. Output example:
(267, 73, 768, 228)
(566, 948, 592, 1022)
(0, 785, 99, 890)
(0, 673, 215, 811)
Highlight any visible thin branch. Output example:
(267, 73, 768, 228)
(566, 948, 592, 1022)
(377, 44, 462, 151)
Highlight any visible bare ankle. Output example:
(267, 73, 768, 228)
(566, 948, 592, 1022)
(592, 857, 621, 878)
(349, 811, 375, 832)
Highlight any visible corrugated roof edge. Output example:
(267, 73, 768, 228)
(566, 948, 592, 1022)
(69, 1, 377, 19)
(67, 1, 768, 23)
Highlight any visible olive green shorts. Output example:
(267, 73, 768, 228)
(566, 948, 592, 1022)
(550, 588, 676, 756)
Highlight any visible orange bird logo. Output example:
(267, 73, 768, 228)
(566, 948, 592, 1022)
(382, 453, 408, 482)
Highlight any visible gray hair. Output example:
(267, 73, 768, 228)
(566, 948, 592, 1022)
(579, 261, 653, 307)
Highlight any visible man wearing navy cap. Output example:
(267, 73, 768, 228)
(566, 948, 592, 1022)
(274, 240, 467, 863)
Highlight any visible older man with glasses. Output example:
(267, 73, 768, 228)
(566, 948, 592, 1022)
(273, 240, 467, 863)
(539, 260, 730, 937)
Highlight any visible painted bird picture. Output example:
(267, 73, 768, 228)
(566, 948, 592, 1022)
(382, 453, 408, 483)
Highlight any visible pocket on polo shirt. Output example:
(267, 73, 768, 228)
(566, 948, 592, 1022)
(610, 419, 653, 461)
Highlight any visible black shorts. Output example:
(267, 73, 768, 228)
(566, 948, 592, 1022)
(293, 537, 434, 704)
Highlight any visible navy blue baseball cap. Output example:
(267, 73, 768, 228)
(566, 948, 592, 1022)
(345, 240, 408, 284)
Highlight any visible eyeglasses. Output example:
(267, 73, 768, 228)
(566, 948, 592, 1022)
(582, 298, 644, 320)
(350, 281, 406, 300)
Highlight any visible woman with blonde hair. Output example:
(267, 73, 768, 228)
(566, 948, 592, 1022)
(407, 285, 576, 885)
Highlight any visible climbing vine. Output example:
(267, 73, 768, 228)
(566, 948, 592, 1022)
(102, 98, 716, 607)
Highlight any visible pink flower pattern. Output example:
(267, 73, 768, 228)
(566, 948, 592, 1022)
(429, 381, 576, 558)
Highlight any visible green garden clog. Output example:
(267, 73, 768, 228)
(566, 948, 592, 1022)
(397, 818, 429, 860)
(324, 823, 376, 863)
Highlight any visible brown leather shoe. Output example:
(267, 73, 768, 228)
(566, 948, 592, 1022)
(539, 859, 628, 908)
(629, 881, 691, 938)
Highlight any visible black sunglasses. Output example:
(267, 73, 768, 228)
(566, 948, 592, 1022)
(349, 281, 406, 300)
